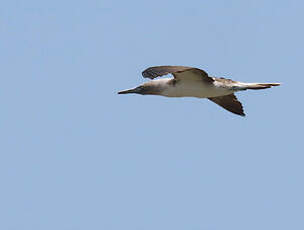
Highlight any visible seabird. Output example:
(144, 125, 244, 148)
(118, 66, 280, 116)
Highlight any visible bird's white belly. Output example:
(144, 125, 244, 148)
(162, 81, 233, 98)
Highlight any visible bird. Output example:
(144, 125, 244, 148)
(118, 66, 280, 116)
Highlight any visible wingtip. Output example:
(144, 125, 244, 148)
(236, 111, 246, 117)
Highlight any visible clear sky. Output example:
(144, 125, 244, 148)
(1, 0, 303, 229)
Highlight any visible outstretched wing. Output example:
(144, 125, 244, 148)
(142, 66, 214, 83)
(208, 94, 245, 116)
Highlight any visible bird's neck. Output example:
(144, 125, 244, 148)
(144, 78, 174, 96)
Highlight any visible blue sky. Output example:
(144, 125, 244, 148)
(1, 0, 303, 229)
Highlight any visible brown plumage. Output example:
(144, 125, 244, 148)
(208, 94, 245, 116)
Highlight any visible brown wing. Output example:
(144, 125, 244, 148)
(208, 94, 245, 116)
(142, 66, 214, 83)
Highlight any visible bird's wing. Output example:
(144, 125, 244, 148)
(142, 66, 214, 83)
(213, 77, 238, 85)
(208, 94, 245, 116)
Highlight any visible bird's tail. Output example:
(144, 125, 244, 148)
(237, 82, 280, 90)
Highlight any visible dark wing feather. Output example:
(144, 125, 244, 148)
(208, 94, 245, 116)
(142, 66, 213, 83)
(142, 66, 192, 79)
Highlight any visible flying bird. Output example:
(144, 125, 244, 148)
(118, 66, 280, 116)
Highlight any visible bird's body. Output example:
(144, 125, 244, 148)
(145, 78, 234, 98)
(118, 66, 280, 116)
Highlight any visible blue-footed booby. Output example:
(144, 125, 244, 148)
(118, 66, 280, 116)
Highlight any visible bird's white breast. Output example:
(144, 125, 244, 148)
(160, 78, 233, 98)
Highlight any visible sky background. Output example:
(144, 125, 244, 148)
(1, 0, 304, 229)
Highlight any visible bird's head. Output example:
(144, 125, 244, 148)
(118, 81, 165, 95)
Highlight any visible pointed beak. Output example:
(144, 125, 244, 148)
(117, 87, 140, 94)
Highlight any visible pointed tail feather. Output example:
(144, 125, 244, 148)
(240, 82, 280, 90)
